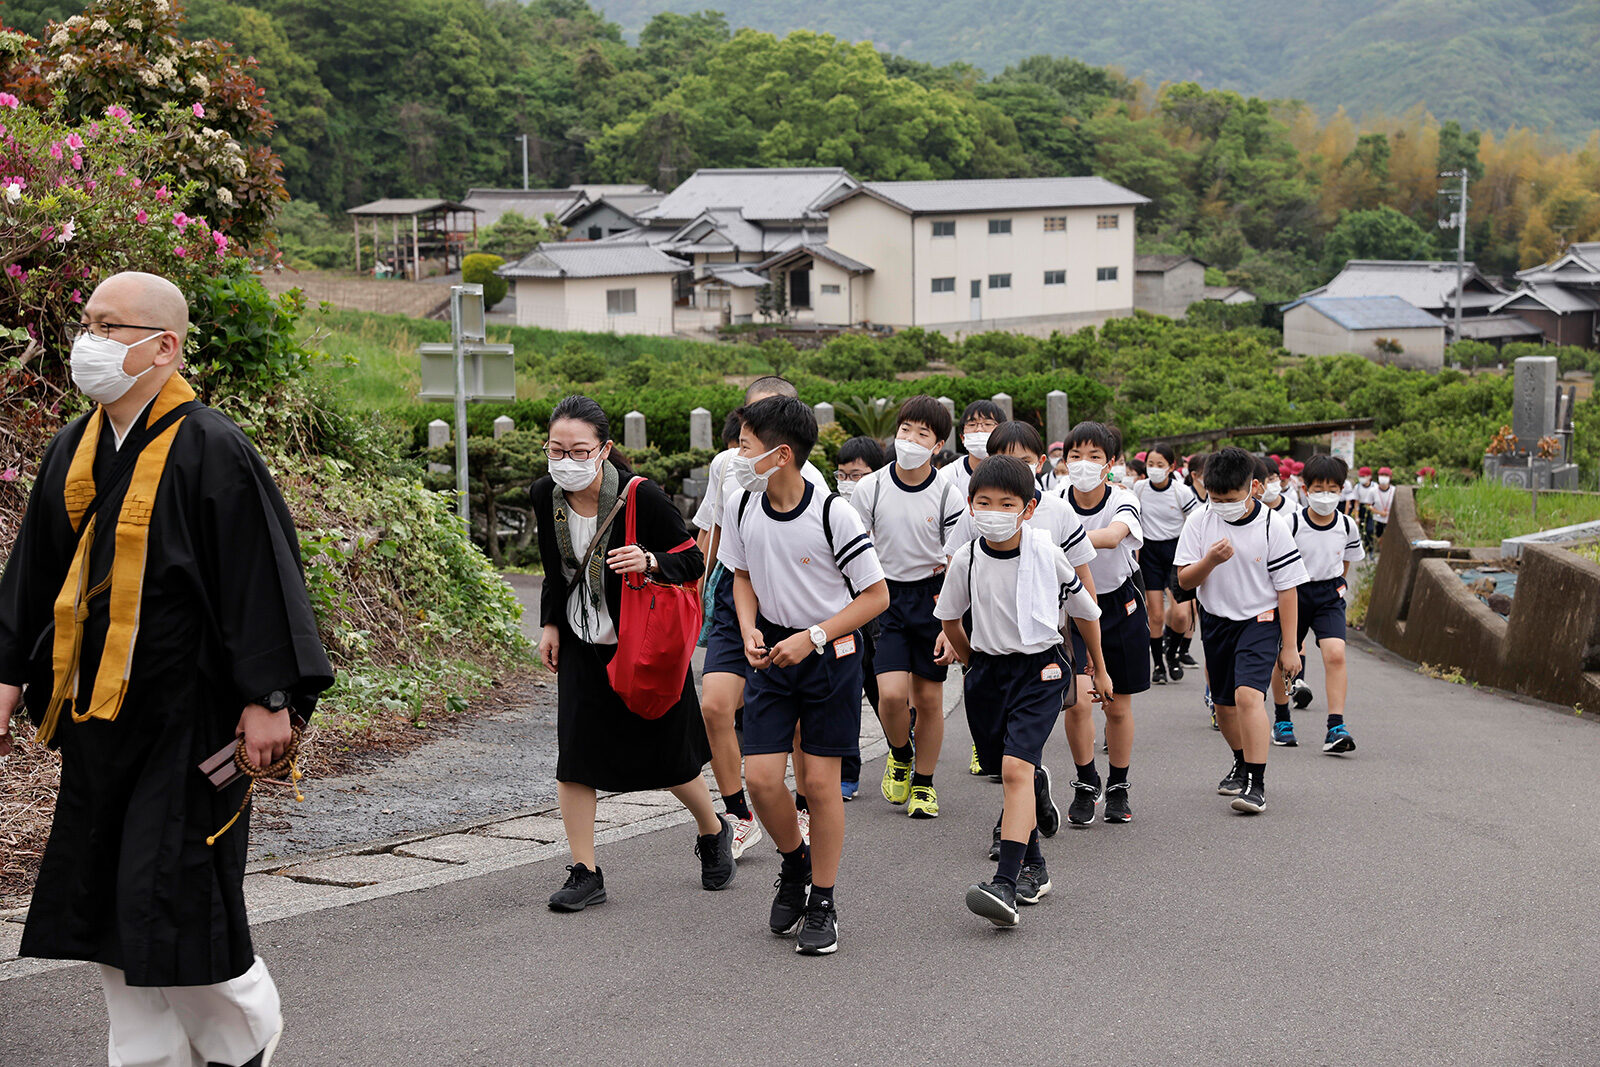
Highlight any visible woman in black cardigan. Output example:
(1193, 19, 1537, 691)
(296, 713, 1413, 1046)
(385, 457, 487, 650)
(532, 395, 730, 912)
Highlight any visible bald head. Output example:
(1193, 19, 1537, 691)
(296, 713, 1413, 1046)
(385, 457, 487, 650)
(89, 271, 190, 340)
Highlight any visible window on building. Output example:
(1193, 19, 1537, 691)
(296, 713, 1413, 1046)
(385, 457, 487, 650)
(988, 274, 1012, 289)
(587, 226, 602, 240)
(606, 288, 637, 314)
(932, 220, 956, 237)
(988, 219, 1012, 235)
(1044, 270, 1066, 286)
(1096, 267, 1118, 282)
(1096, 214, 1120, 230)
(931, 277, 956, 293)
(1044, 216, 1066, 232)
(820, 284, 841, 295)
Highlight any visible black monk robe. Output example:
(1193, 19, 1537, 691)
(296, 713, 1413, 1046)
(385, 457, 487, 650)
(0, 382, 333, 986)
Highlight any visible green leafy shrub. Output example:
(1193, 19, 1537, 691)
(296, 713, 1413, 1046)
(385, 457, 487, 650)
(188, 266, 315, 388)
(462, 252, 508, 310)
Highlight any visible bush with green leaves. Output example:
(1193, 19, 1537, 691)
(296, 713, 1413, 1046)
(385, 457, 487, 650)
(461, 252, 508, 310)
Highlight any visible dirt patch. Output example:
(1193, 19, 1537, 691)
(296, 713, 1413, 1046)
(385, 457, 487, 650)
(261, 269, 451, 319)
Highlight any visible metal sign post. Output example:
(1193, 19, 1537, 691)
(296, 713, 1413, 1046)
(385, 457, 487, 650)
(451, 285, 486, 524)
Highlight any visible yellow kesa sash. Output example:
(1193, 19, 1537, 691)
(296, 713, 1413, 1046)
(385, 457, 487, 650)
(37, 376, 196, 746)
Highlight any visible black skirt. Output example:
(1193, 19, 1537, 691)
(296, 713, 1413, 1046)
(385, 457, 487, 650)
(555, 621, 711, 792)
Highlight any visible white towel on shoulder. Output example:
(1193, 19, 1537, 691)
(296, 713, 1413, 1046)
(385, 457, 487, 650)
(1016, 526, 1064, 648)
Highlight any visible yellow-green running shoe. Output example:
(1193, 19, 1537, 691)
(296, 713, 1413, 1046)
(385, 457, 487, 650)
(968, 744, 983, 775)
(881, 754, 913, 804)
(906, 784, 940, 818)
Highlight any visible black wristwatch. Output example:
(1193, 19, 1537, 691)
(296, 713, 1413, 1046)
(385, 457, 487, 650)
(256, 689, 292, 713)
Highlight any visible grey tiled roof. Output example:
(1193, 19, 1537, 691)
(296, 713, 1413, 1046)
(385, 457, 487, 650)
(347, 198, 476, 216)
(498, 242, 688, 279)
(1136, 254, 1203, 273)
(461, 188, 588, 229)
(641, 168, 859, 223)
(825, 176, 1149, 214)
(1453, 314, 1543, 340)
(755, 243, 873, 274)
(1282, 295, 1444, 331)
(1302, 260, 1505, 311)
(1493, 283, 1600, 315)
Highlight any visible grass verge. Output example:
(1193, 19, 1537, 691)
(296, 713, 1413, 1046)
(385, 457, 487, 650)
(1415, 482, 1600, 546)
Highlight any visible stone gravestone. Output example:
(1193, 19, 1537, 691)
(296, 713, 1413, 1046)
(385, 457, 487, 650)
(1046, 389, 1070, 449)
(623, 410, 647, 450)
(1512, 356, 1557, 449)
(683, 406, 714, 502)
(427, 419, 450, 475)
(814, 401, 836, 426)
(992, 392, 1013, 420)
(937, 396, 957, 450)
(492, 415, 514, 440)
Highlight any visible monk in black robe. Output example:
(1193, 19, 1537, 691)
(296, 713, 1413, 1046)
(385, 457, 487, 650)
(0, 272, 333, 1067)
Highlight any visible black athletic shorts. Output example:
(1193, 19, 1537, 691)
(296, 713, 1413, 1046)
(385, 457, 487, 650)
(965, 646, 1071, 769)
(742, 617, 865, 758)
(1297, 577, 1348, 646)
(1139, 537, 1179, 591)
(1199, 608, 1280, 700)
(702, 566, 750, 678)
(1069, 576, 1151, 696)
(874, 575, 949, 682)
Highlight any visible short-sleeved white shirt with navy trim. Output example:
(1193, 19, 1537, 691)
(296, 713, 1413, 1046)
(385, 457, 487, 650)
(850, 464, 965, 582)
(1132, 476, 1198, 541)
(1059, 484, 1144, 593)
(719, 481, 886, 630)
(697, 450, 830, 532)
(1175, 500, 1310, 620)
(1290, 507, 1365, 581)
(938, 454, 981, 501)
(946, 490, 1097, 572)
(935, 538, 1100, 655)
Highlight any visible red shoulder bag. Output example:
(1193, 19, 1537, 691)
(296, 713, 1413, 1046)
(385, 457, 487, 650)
(607, 478, 703, 720)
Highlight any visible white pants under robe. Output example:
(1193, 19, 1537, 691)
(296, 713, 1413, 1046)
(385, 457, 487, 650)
(97, 955, 281, 1067)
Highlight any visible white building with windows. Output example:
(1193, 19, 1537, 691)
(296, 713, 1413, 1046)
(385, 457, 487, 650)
(497, 242, 686, 336)
(811, 177, 1149, 335)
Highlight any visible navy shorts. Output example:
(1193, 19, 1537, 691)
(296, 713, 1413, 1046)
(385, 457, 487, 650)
(1069, 577, 1151, 696)
(1199, 609, 1280, 700)
(702, 567, 750, 678)
(742, 618, 865, 758)
(874, 575, 948, 682)
(965, 647, 1071, 769)
(1297, 577, 1348, 646)
(1139, 537, 1179, 591)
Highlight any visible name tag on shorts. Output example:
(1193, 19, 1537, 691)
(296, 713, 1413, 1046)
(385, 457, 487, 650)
(1257, 609, 1276, 623)
(1125, 599, 1138, 616)
(1041, 663, 1063, 682)
(833, 635, 857, 658)
(1337, 582, 1347, 598)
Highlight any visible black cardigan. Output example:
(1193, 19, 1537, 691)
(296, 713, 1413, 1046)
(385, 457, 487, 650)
(532, 473, 705, 634)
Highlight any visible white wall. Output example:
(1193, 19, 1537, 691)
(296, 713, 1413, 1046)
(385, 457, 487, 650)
(514, 273, 678, 335)
(1283, 305, 1445, 370)
(825, 197, 915, 326)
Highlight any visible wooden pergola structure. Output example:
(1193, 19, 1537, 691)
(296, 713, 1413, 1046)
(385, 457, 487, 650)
(345, 199, 479, 280)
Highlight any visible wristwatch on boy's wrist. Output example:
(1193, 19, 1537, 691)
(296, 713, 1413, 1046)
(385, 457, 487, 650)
(807, 625, 828, 655)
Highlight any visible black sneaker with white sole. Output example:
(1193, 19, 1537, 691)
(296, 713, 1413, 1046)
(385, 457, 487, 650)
(966, 881, 1020, 927)
(770, 871, 811, 935)
(1102, 782, 1132, 823)
(1166, 642, 1186, 682)
(548, 864, 606, 912)
(1015, 862, 1051, 905)
(796, 899, 839, 955)
(1230, 778, 1267, 814)
(1291, 676, 1314, 709)
(1179, 650, 1200, 668)
(695, 817, 736, 891)
(1217, 761, 1246, 796)
(1152, 660, 1167, 686)
(1034, 766, 1061, 837)
(1067, 780, 1102, 825)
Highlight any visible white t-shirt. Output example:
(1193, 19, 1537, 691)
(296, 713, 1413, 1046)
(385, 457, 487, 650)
(1132, 476, 1198, 541)
(719, 482, 886, 630)
(695, 448, 829, 532)
(935, 538, 1100, 656)
(1371, 484, 1396, 522)
(561, 510, 617, 645)
(1355, 480, 1377, 506)
(937, 454, 980, 501)
(850, 464, 966, 582)
(1339, 478, 1358, 504)
(946, 490, 1097, 573)
(1290, 507, 1365, 582)
(1060, 484, 1144, 594)
(1174, 500, 1310, 620)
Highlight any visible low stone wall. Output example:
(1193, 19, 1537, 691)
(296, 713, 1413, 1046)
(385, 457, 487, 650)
(1367, 487, 1600, 708)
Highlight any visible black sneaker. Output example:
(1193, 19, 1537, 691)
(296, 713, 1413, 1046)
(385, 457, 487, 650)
(695, 817, 736, 891)
(966, 880, 1019, 927)
(769, 870, 811, 935)
(1167, 654, 1185, 682)
(548, 863, 606, 912)
(1231, 777, 1267, 814)
(1034, 766, 1061, 837)
(1067, 780, 1101, 825)
(795, 898, 839, 955)
(1102, 782, 1132, 823)
(1016, 861, 1051, 905)
(1290, 676, 1314, 710)
(1179, 650, 1200, 668)
(1217, 762, 1246, 797)
(1152, 660, 1167, 685)
(988, 822, 1001, 862)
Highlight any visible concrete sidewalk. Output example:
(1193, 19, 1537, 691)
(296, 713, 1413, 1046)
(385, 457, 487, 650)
(4, 640, 1600, 1065)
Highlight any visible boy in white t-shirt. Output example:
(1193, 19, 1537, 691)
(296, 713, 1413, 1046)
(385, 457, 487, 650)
(1132, 443, 1199, 686)
(850, 396, 965, 818)
(1176, 447, 1309, 815)
(833, 436, 888, 802)
(939, 399, 1005, 501)
(937, 456, 1106, 927)
(1370, 466, 1397, 549)
(720, 396, 889, 956)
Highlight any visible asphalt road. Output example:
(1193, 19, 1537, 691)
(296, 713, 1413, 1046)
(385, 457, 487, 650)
(5, 638, 1600, 1066)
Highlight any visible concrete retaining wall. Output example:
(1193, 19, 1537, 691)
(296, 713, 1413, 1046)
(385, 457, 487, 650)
(1366, 487, 1600, 708)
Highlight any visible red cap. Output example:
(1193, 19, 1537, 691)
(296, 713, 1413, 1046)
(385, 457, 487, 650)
(1378, 466, 1392, 476)
(1359, 466, 1372, 476)
(1049, 441, 1064, 451)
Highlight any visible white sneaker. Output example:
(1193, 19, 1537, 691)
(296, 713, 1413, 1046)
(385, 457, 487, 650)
(796, 808, 811, 846)
(729, 814, 763, 861)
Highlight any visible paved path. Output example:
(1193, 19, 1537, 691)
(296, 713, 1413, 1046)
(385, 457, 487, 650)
(4, 639, 1599, 1065)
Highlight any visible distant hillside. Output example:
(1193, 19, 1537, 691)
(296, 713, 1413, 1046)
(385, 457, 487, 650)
(599, 0, 1600, 143)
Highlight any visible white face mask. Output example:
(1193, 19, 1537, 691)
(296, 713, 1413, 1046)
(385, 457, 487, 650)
(895, 437, 934, 470)
(1378, 475, 1391, 487)
(1148, 467, 1170, 485)
(1263, 479, 1282, 502)
(1110, 464, 1127, 483)
(1359, 476, 1372, 486)
(972, 509, 1021, 541)
(731, 445, 781, 493)
(962, 431, 990, 459)
(1067, 460, 1105, 492)
(1210, 497, 1250, 522)
(549, 452, 603, 493)
(70, 330, 162, 404)
(835, 479, 859, 499)
(1309, 491, 1341, 515)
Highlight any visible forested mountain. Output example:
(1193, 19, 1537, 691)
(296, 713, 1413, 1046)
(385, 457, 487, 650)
(600, 0, 1600, 145)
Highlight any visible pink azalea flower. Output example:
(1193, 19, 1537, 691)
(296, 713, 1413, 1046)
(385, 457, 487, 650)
(192, 102, 205, 118)
(0, 469, 17, 483)
(85, 180, 96, 191)
(135, 209, 148, 224)
(65, 133, 83, 150)
(131, 177, 143, 189)
(70, 153, 83, 170)
(71, 288, 82, 302)
(0, 93, 18, 109)
(4, 264, 24, 280)
(174, 246, 187, 257)
(115, 166, 125, 176)
(172, 211, 189, 229)
(213, 231, 228, 251)
(49, 142, 62, 160)
(155, 185, 170, 202)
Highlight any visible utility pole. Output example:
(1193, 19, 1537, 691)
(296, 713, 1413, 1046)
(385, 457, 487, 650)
(518, 134, 529, 191)
(1438, 169, 1469, 345)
